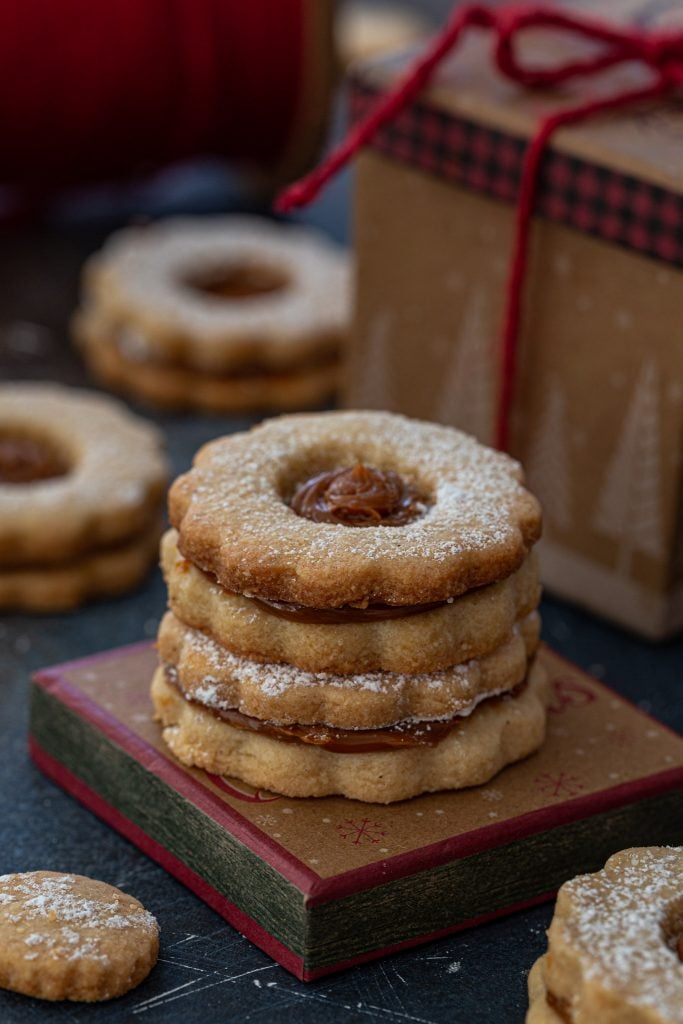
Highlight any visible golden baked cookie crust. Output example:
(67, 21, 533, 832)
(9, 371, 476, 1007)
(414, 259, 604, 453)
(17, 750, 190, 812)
(0, 383, 167, 566)
(0, 872, 158, 1002)
(75, 215, 351, 373)
(0, 521, 162, 611)
(161, 528, 541, 674)
(151, 659, 548, 803)
(76, 328, 339, 414)
(526, 847, 683, 1024)
(157, 608, 540, 729)
(169, 411, 542, 607)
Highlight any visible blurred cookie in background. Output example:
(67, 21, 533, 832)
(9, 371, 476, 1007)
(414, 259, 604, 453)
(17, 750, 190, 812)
(73, 216, 351, 414)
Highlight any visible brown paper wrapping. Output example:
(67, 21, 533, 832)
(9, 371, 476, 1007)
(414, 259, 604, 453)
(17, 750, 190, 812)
(346, 3, 683, 637)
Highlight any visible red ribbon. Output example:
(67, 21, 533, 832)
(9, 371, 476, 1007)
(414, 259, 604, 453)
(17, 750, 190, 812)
(275, 4, 683, 452)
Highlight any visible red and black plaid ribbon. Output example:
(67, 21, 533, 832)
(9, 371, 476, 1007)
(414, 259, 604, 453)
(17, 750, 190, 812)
(351, 80, 682, 266)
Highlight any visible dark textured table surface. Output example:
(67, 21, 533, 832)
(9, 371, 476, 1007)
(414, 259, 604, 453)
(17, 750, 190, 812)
(1, 178, 682, 1024)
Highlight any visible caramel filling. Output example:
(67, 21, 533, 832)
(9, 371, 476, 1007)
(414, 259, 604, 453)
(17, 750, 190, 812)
(182, 260, 290, 300)
(290, 464, 426, 527)
(252, 595, 447, 623)
(0, 434, 68, 484)
(546, 991, 572, 1023)
(175, 556, 447, 622)
(116, 332, 339, 377)
(167, 667, 526, 754)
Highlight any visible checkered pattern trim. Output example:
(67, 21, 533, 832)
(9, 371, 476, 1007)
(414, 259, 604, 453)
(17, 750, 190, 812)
(351, 80, 682, 266)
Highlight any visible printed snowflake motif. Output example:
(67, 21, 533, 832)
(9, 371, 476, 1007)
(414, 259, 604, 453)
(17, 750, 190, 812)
(335, 818, 387, 846)
(254, 814, 278, 828)
(480, 788, 504, 802)
(534, 771, 586, 799)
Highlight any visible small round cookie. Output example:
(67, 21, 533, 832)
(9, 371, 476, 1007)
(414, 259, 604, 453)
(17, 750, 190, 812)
(0, 871, 159, 1002)
(158, 608, 540, 729)
(0, 383, 167, 567)
(526, 847, 683, 1024)
(161, 528, 540, 674)
(169, 411, 541, 608)
(152, 658, 548, 803)
(73, 216, 350, 412)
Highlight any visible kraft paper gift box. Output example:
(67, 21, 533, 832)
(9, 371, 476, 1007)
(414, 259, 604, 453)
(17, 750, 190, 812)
(345, 4, 683, 639)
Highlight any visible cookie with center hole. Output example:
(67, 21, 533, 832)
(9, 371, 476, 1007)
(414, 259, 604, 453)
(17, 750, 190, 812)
(0, 383, 167, 610)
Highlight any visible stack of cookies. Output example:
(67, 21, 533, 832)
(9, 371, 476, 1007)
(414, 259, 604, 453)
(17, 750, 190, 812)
(0, 383, 167, 611)
(152, 410, 546, 803)
(72, 216, 351, 414)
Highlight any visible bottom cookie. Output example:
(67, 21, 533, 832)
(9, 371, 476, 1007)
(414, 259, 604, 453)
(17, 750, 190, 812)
(527, 957, 563, 1023)
(0, 521, 162, 612)
(78, 332, 339, 413)
(0, 871, 159, 1002)
(151, 659, 548, 803)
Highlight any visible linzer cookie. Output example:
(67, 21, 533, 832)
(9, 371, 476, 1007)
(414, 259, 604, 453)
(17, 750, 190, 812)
(526, 847, 683, 1024)
(0, 383, 167, 611)
(0, 872, 159, 1002)
(73, 216, 350, 413)
(151, 410, 544, 802)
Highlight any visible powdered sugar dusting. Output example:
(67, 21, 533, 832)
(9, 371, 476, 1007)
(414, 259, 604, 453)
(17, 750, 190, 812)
(557, 847, 683, 1019)
(0, 872, 158, 967)
(173, 411, 541, 606)
(85, 215, 351, 350)
(164, 615, 533, 728)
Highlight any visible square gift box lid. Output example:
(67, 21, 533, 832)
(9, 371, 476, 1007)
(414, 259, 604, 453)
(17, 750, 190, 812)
(30, 641, 683, 981)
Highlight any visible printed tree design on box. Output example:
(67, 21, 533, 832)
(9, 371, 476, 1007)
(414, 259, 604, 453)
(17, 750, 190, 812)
(435, 287, 494, 445)
(525, 377, 572, 533)
(594, 360, 663, 576)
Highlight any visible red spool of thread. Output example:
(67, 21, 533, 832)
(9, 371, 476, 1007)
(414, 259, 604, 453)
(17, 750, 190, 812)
(0, 0, 334, 190)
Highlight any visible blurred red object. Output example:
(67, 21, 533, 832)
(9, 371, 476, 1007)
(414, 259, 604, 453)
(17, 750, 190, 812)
(0, 0, 333, 189)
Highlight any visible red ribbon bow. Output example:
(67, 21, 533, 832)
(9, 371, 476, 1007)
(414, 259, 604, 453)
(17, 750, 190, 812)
(276, 3, 683, 451)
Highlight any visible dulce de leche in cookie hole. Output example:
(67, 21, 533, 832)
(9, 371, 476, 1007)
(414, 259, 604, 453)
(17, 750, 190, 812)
(180, 258, 291, 301)
(289, 463, 429, 527)
(0, 431, 71, 484)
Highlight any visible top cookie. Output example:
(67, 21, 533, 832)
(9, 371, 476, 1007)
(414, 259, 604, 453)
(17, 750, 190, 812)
(169, 411, 541, 607)
(79, 215, 351, 372)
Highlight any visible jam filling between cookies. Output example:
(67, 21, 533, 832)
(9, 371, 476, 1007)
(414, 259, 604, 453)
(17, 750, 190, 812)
(0, 434, 69, 484)
(182, 260, 290, 301)
(290, 463, 426, 527)
(166, 667, 527, 753)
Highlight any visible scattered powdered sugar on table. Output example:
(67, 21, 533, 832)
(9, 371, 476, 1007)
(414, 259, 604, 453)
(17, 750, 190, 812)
(557, 847, 683, 1020)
